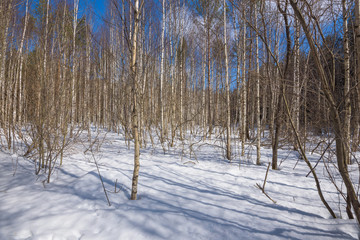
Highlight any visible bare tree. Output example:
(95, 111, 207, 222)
(159, 0, 166, 143)
(14, 0, 29, 124)
(0, 1, 12, 127)
(130, 0, 142, 200)
(289, 0, 360, 224)
(224, 0, 231, 160)
(71, 0, 79, 127)
(342, 0, 351, 165)
(293, 17, 300, 150)
(254, 0, 261, 165)
(241, 9, 247, 157)
(354, 0, 360, 151)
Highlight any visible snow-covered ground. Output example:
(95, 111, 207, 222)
(0, 130, 359, 240)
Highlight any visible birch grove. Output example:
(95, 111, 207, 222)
(0, 0, 360, 225)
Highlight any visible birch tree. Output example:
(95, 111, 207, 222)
(254, 0, 261, 165)
(38, 0, 50, 171)
(159, 0, 166, 142)
(224, 0, 231, 160)
(14, 0, 29, 124)
(72, 0, 79, 127)
(342, 0, 351, 165)
(293, 18, 300, 150)
(130, 0, 142, 200)
(241, 9, 247, 157)
(354, 0, 360, 152)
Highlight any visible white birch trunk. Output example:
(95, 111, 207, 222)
(202, 46, 206, 140)
(15, 0, 29, 124)
(343, 0, 351, 164)
(224, 0, 231, 160)
(179, 4, 184, 139)
(86, 20, 91, 140)
(207, 8, 212, 137)
(241, 13, 247, 157)
(160, 0, 166, 142)
(255, 2, 261, 165)
(72, 0, 79, 126)
(130, 0, 141, 200)
(169, 2, 176, 146)
(293, 18, 300, 149)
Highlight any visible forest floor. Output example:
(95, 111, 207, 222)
(0, 129, 359, 239)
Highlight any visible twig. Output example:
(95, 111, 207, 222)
(311, 140, 326, 155)
(91, 151, 111, 206)
(256, 163, 276, 204)
(306, 138, 335, 177)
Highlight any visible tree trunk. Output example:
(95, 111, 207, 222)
(130, 0, 141, 201)
(241, 13, 247, 157)
(343, 0, 351, 165)
(293, 18, 300, 150)
(159, 0, 166, 142)
(0, 2, 11, 126)
(207, 10, 212, 137)
(353, 0, 360, 152)
(254, 1, 261, 165)
(179, 12, 184, 140)
(39, 0, 50, 169)
(224, 0, 231, 160)
(14, 0, 29, 124)
(169, 2, 176, 147)
(202, 46, 206, 140)
(71, 0, 79, 127)
(272, 0, 291, 170)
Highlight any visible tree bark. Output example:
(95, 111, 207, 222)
(343, 0, 351, 165)
(71, 0, 79, 127)
(130, 0, 141, 201)
(0, 1, 11, 126)
(241, 12, 247, 157)
(224, 0, 231, 160)
(353, 0, 360, 152)
(293, 18, 300, 150)
(254, 1, 261, 165)
(159, 0, 166, 143)
(14, 0, 29, 124)
(202, 46, 206, 140)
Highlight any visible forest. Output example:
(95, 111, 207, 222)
(1, 0, 360, 239)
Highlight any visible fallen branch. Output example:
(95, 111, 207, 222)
(256, 163, 276, 204)
(91, 151, 111, 206)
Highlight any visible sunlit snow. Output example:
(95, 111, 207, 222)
(0, 129, 358, 240)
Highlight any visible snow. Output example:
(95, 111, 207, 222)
(0, 130, 359, 240)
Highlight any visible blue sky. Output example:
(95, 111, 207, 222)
(70, 0, 106, 32)
(89, 0, 106, 16)
(79, 0, 106, 25)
